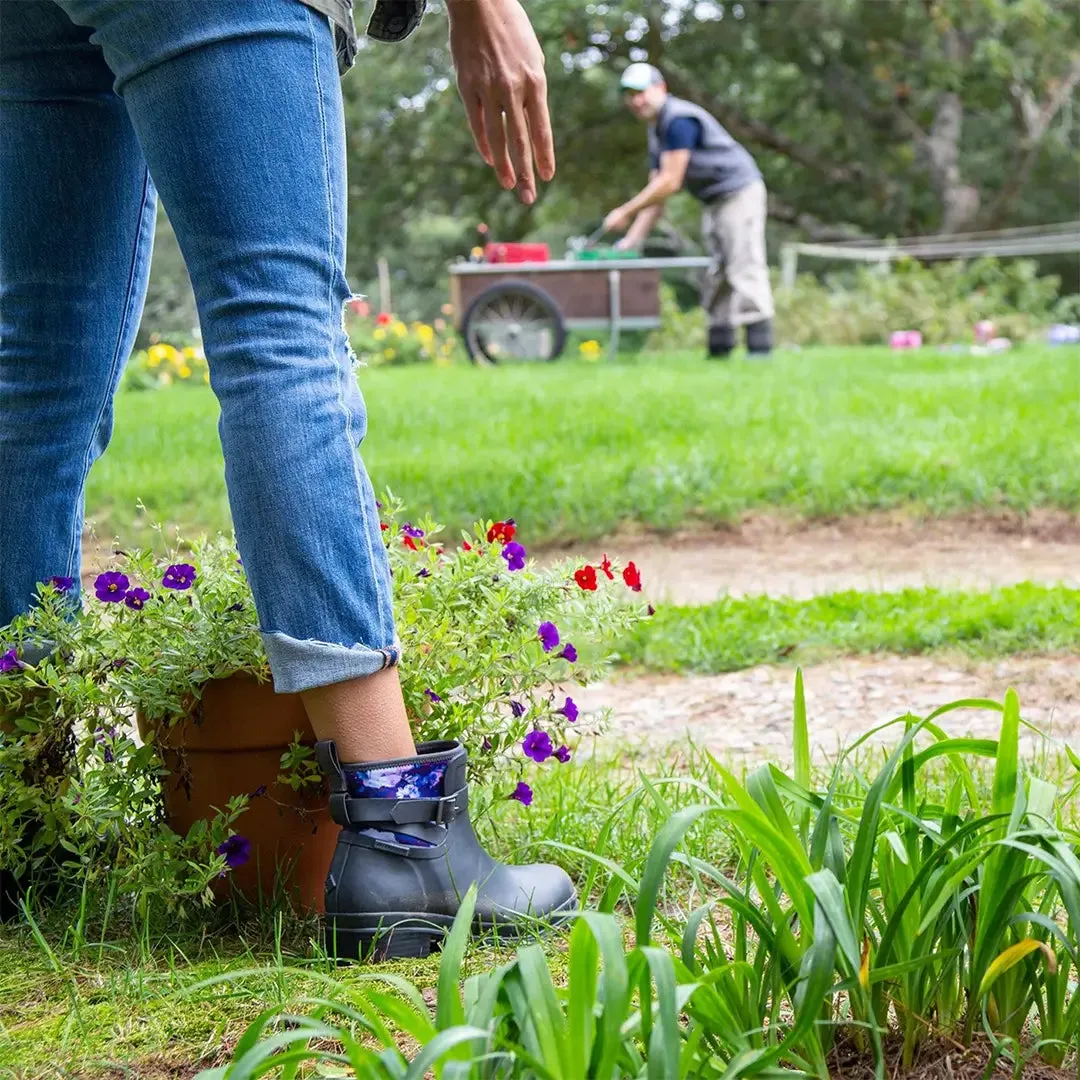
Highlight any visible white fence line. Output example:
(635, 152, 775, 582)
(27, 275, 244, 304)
(779, 222, 1080, 288)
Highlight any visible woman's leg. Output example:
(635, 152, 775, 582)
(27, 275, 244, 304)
(53, 0, 412, 760)
(0, 0, 156, 630)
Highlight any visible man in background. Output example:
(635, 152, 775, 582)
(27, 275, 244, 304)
(604, 63, 774, 359)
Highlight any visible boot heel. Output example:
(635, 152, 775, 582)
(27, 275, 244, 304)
(365, 926, 439, 961)
(324, 919, 443, 963)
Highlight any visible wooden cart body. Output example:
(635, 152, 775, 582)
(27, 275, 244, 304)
(449, 256, 711, 360)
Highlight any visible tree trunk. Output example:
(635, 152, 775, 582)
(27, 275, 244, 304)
(924, 90, 980, 233)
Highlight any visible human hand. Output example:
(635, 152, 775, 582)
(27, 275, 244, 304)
(603, 205, 634, 234)
(448, 0, 553, 205)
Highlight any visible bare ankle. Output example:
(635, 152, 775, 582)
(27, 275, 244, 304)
(302, 667, 415, 762)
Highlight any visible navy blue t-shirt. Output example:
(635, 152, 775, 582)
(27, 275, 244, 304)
(649, 117, 702, 170)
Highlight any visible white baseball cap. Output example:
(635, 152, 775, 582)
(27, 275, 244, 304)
(620, 63, 664, 92)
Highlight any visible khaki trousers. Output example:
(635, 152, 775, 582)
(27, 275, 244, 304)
(701, 179, 774, 329)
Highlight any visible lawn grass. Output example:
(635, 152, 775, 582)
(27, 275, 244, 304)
(628, 581, 1080, 673)
(3, 728, 1077, 1077)
(85, 345, 1080, 547)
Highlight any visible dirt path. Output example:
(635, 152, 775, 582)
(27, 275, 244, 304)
(543, 510, 1080, 604)
(574, 653, 1080, 761)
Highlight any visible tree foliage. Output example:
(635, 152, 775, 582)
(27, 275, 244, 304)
(146, 0, 1080, 325)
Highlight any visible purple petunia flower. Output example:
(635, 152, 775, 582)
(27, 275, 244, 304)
(249, 785, 268, 799)
(424, 688, 442, 703)
(522, 729, 553, 763)
(0, 648, 23, 674)
(95, 571, 129, 603)
(162, 563, 197, 591)
(555, 745, 572, 764)
(124, 587, 151, 611)
(375, 500, 384, 510)
(558, 697, 579, 723)
(402, 523, 424, 539)
(482, 737, 493, 751)
(94, 727, 116, 764)
(216, 834, 251, 869)
(558, 643, 578, 663)
(501, 541, 527, 572)
(49, 576, 74, 593)
(538, 621, 560, 652)
(510, 700, 526, 718)
(509, 781, 533, 806)
(417, 568, 431, 578)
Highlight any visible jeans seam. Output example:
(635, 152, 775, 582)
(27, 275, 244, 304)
(308, 6, 391, 646)
(65, 166, 153, 579)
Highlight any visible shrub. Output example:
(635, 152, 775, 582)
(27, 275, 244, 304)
(122, 339, 209, 391)
(347, 310, 463, 366)
(646, 257, 1075, 351)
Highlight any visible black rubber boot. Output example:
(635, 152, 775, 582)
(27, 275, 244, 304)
(317, 739, 578, 961)
(745, 319, 773, 357)
(708, 324, 736, 360)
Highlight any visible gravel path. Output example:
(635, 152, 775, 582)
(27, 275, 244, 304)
(574, 653, 1080, 762)
(543, 510, 1080, 604)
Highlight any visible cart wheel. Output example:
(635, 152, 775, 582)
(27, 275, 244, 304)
(461, 280, 566, 364)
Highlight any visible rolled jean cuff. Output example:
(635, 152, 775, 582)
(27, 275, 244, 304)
(261, 631, 400, 694)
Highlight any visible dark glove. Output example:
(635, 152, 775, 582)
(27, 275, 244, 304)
(367, 0, 427, 42)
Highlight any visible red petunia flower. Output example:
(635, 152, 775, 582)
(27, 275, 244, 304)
(380, 523, 389, 531)
(403, 535, 422, 551)
(487, 520, 516, 544)
(623, 561, 642, 592)
(462, 540, 472, 551)
(600, 554, 614, 580)
(574, 565, 598, 591)
(376, 311, 393, 327)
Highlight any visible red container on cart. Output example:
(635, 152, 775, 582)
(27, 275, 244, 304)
(484, 242, 550, 264)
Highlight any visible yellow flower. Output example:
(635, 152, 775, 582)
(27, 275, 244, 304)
(162, 344, 181, 364)
(579, 339, 603, 361)
(147, 344, 170, 365)
(383, 348, 396, 360)
(373, 328, 387, 341)
(392, 321, 408, 338)
(203, 370, 210, 384)
(182, 345, 205, 362)
(416, 324, 435, 345)
(178, 364, 192, 379)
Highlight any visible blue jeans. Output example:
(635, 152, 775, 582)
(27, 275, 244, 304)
(0, 0, 398, 692)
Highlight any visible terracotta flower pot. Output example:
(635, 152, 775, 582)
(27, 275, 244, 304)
(136, 674, 339, 913)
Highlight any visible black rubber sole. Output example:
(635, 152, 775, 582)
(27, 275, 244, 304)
(324, 894, 579, 962)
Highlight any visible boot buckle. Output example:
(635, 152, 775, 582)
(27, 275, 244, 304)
(433, 787, 467, 825)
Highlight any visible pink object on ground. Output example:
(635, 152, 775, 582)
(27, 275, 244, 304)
(890, 330, 923, 349)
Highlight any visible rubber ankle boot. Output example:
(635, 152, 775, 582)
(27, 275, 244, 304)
(317, 739, 578, 961)
(708, 324, 736, 360)
(745, 319, 773, 357)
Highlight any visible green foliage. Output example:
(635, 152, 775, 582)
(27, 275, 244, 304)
(195, 686, 1080, 1077)
(121, 339, 209, 391)
(347, 312, 463, 367)
(0, 502, 648, 916)
(647, 258, 1072, 351)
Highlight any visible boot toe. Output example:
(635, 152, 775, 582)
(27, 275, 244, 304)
(483, 863, 577, 928)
